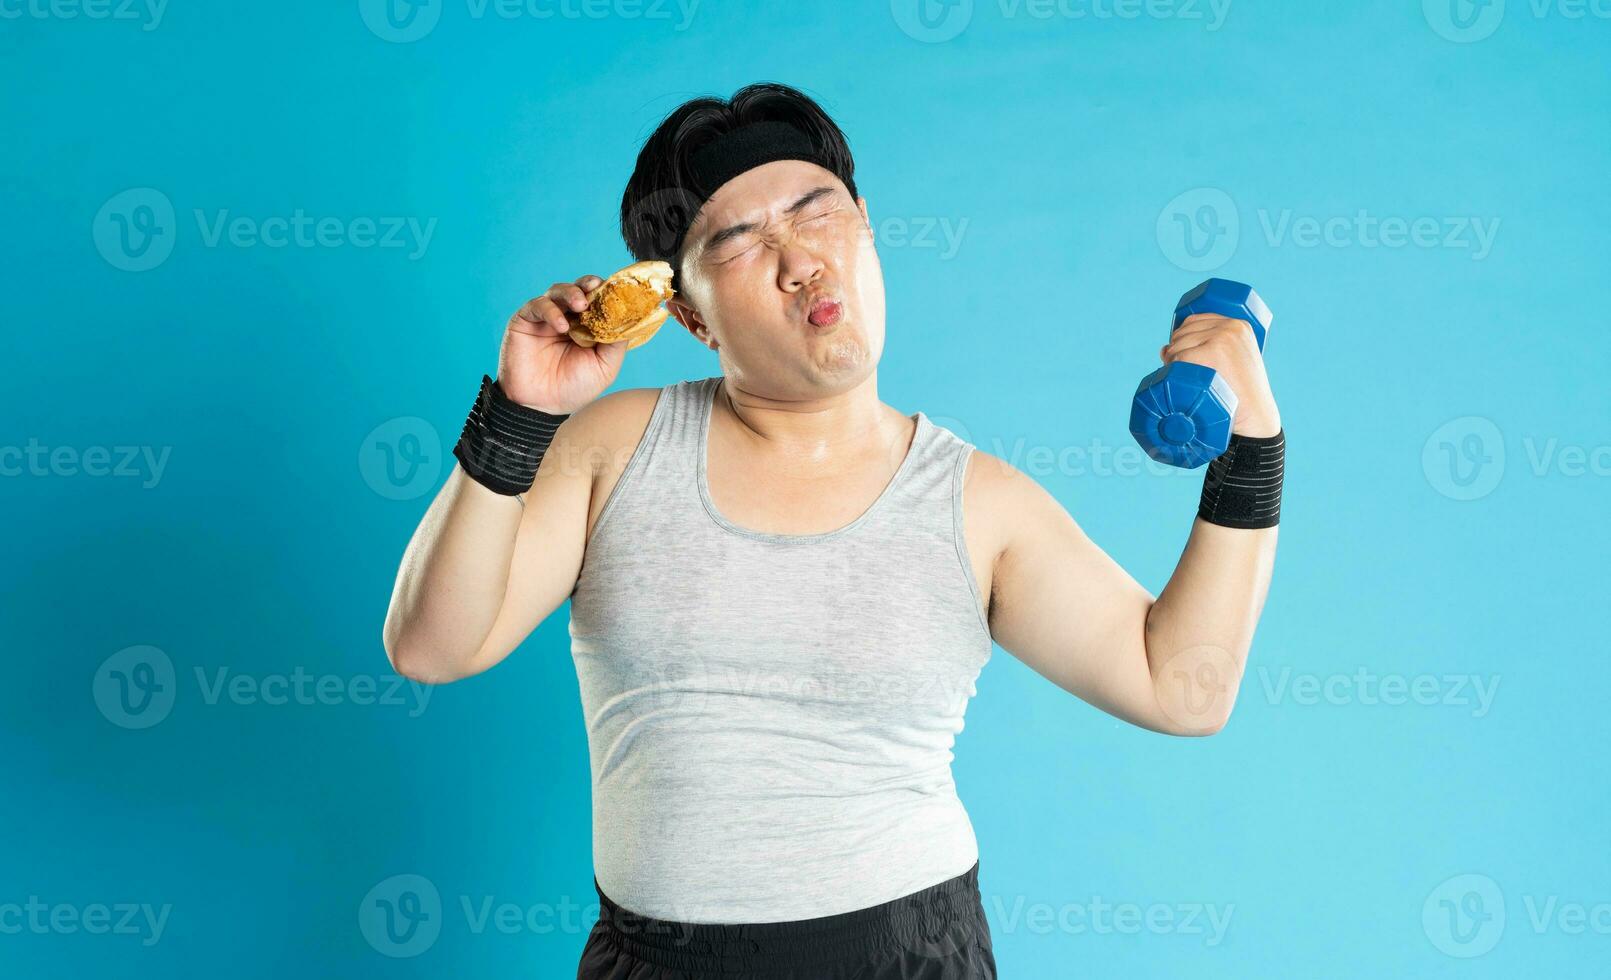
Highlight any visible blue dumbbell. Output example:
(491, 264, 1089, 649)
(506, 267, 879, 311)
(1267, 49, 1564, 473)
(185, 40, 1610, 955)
(1129, 278, 1273, 469)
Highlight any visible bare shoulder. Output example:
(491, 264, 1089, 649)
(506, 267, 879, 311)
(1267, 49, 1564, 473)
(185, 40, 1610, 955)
(963, 445, 1082, 537)
(561, 386, 665, 541)
(959, 447, 1034, 551)
(958, 444, 1088, 603)
(956, 445, 1035, 617)
(563, 385, 663, 446)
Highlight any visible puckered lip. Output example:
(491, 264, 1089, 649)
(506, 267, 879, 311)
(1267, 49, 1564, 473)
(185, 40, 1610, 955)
(801, 290, 844, 322)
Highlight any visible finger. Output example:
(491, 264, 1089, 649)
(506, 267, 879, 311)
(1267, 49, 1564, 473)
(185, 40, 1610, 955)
(1177, 312, 1252, 329)
(1168, 315, 1238, 341)
(1176, 313, 1256, 341)
(513, 296, 548, 325)
(547, 281, 590, 313)
(514, 296, 569, 335)
(1161, 334, 1217, 362)
(576, 274, 604, 292)
(1164, 321, 1244, 354)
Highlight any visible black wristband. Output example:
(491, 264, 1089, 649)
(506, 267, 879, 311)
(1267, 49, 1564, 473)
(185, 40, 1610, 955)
(452, 375, 570, 495)
(1198, 429, 1284, 529)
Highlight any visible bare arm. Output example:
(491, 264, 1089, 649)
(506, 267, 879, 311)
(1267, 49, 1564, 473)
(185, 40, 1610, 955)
(381, 273, 633, 684)
(984, 308, 1281, 735)
(380, 403, 604, 684)
(984, 452, 1276, 735)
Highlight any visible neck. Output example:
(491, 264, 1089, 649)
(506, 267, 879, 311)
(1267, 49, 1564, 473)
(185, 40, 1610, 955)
(716, 374, 905, 465)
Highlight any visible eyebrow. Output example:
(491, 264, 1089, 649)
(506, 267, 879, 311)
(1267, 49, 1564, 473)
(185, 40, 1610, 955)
(700, 185, 839, 253)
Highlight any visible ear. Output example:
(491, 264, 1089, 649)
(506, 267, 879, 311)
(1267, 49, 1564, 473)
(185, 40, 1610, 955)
(857, 196, 872, 241)
(666, 296, 717, 351)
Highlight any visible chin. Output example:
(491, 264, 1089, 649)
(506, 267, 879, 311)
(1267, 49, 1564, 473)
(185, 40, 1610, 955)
(809, 335, 871, 379)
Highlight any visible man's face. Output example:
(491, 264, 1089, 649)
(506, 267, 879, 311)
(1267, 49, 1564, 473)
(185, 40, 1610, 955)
(669, 160, 884, 397)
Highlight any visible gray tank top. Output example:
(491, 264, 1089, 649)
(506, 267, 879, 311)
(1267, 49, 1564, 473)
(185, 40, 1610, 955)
(568, 375, 993, 923)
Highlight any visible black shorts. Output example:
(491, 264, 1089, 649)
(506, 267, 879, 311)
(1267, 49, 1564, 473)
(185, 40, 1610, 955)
(576, 860, 998, 979)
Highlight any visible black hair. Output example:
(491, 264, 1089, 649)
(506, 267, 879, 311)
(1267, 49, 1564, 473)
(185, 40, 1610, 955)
(618, 82, 860, 294)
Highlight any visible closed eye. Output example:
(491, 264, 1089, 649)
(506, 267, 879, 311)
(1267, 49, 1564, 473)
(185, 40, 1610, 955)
(717, 210, 841, 262)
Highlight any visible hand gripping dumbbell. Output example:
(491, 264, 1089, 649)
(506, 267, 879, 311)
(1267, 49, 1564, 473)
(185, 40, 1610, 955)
(1128, 278, 1273, 469)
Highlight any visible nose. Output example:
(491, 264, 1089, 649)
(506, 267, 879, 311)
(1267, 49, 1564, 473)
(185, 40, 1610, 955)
(776, 236, 826, 291)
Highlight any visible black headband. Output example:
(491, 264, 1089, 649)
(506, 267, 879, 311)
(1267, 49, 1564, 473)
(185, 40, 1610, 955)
(660, 120, 838, 264)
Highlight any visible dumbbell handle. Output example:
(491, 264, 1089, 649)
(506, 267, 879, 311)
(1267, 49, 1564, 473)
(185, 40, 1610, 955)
(1128, 278, 1273, 469)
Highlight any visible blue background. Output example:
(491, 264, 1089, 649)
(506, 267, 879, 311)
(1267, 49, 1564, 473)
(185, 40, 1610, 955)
(4, 0, 1607, 976)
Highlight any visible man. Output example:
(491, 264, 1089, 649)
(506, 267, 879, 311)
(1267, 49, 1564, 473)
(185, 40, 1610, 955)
(381, 81, 1282, 980)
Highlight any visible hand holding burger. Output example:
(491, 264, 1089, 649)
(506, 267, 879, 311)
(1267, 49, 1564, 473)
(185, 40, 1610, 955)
(497, 260, 677, 415)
